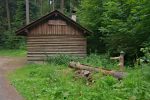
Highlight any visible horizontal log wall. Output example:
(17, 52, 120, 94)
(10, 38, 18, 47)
(27, 35, 87, 61)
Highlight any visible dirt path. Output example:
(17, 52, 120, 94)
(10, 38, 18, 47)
(0, 56, 26, 100)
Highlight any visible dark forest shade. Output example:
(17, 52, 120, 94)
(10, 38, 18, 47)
(16, 10, 92, 62)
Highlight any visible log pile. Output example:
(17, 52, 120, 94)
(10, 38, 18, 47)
(69, 61, 126, 80)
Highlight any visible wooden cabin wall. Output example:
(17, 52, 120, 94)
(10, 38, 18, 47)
(27, 36, 87, 61)
(29, 19, 83, 36)
(27, 18, 87, 61)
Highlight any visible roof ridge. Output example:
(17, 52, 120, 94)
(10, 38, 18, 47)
(16, 10, 92, 36)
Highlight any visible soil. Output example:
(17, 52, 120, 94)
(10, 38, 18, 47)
(0, 56, 26, 100)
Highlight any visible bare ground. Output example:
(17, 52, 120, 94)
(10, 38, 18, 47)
(0, 56, 26, 100)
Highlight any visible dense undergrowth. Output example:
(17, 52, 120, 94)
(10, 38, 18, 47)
(9, 54, 150, 100)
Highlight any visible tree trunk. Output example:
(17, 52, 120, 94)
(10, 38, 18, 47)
(52, 0, 55, 11)
(40, 0, 43, 16)
(25, 0, 30, 25)
(69, 62, 126, 80)
(70, 0, 72, 16)
(5, 0, 11, 30)
(60, 0, 64, 13)
(49, 0, 51, 12)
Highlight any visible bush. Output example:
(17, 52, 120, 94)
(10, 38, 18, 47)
(0, 30, 26, 49)
(46, 54, 117, 69)
(80, 54, 118, 69)
(47, 54, 80, 65)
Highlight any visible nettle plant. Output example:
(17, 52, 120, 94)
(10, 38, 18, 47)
(140, 47, 150, 62)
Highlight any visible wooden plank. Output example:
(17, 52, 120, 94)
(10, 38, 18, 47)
(27, 41, 86, 45)
(28, 36, 84, 38)
(28, 51, 86, 54)
(27, 43, 86, 46)
(27, 45, 86, 49)
(27, 47, 86, 49)
(28, 39, 86, 42)
(28, 35, 84, 38)
(48, 20, 67, 25)
(27, 38, 86, 41)
(28, 17, 84, 36)
(27, 47, 86, 50)
(27, 46, 85, 49)
(28, 49, 86, 52)
(27, 54, 86, 57)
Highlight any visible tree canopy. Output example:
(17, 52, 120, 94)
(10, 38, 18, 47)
(0, 0, 150, 64)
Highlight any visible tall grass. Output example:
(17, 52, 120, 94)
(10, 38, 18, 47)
(47, 54, 118, 69)
(47, 54, 80, 66)
(8, 54, 150, 100)
(0, 49, 26, 57)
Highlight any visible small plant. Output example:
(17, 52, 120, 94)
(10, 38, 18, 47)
(47, 54, 80, 65)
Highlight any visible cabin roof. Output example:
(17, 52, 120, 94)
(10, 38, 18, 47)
(16, 10, 92, 36)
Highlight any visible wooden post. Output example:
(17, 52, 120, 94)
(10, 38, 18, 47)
(119, 51, 125, 71)
(110, 51, 125, 71)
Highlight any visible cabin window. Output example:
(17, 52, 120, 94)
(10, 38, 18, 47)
(48, 20, 67, 25)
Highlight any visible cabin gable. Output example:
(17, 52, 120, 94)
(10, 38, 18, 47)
(28, 17, 84, 36)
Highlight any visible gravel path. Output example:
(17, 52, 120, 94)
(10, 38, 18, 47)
(0, 57, 26, 100)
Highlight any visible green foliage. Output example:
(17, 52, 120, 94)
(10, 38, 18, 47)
(140, 45, 150, 81)
(0, 0, 150, 65)
(47, 54, 80, 65)
(9, 57, 150, 100)
(0, 30, 26, 49)
(0, 49, 26, 57)
(141, 47, 150, 60)
(101, 0, 146, 57)
(77, 0, 150, 62)
(0, 0, 39, 49)
(47, 54, 117, 69)
(80, 54, 118, 69)
(78, 0, 105, 53)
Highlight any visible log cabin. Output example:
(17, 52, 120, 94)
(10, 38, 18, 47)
(16, 10, 91, 62)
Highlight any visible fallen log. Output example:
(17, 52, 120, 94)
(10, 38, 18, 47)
(69, 61, 126, 80)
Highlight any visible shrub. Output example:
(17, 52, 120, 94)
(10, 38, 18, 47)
(47, 54, 80, 65)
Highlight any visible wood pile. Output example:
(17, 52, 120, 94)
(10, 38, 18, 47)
(68, 61, 126, 80)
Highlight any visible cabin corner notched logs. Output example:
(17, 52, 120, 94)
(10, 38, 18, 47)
(16, 10, 92, 62)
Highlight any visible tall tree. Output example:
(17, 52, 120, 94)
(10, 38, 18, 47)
(60, 0, 64, 13)
(40, 0, 43, 15)
(52, 0, 55, 11)
(5, 0, 11, 30)
(25, 0, 30, 24)
(77, 0, 148, 63)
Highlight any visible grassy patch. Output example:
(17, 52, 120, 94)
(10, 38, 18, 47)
(0, 49, 26, 57)
(9, 55, 150, 100)
(47, 54, 118, 70)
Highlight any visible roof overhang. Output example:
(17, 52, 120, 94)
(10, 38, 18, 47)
(16, 10, 93, 36)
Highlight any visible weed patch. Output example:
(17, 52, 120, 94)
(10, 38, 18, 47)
(8, 55, 150, 100)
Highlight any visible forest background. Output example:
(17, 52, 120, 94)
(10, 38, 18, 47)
(0, 0, 150, 65)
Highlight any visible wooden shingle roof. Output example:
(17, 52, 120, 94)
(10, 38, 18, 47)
(16, 10, 92, 36)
